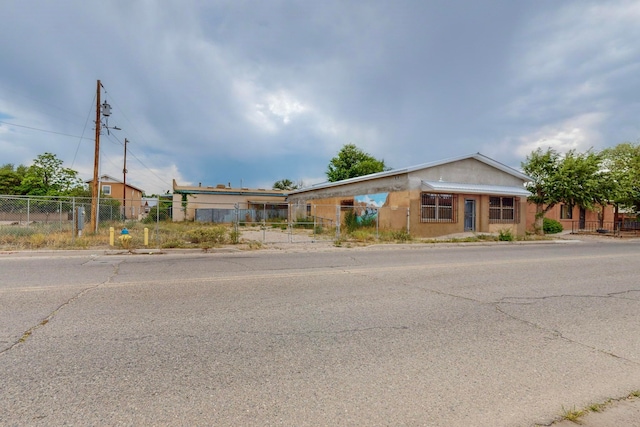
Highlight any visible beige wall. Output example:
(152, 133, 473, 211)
(292, 189, 527, 238)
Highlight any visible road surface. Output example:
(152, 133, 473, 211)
(1, 240, 639, 426)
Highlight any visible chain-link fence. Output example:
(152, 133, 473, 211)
(0, 195, 412, 248)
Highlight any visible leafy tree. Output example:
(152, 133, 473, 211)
(601, 142, 640, 215)
(0, 163, 28, 195)
(273, 179, 299, 190)
(522, 148, 606, 234)
(326, 144, 389, 182)
(20, 152, 85, 196)
(522, 148, 561, 234)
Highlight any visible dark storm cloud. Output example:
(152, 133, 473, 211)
(1, 0, 638, 194)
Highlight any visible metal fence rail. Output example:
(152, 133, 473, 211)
(0, 195, 414, 247)
(570, 220, 640, 237)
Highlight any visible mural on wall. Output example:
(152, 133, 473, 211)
(354, 193, 389, 224)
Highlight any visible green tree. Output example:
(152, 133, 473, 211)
(272, 179, 299, 190)
(601, 142, 640, 215)
(326, 144, 389, 182)
(20, 152, 85, 196)
(522, 148, 606, 234)
(0, 163, 28, 194)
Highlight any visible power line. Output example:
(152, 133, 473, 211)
(0, 120, 93, 141)
(71, 94, 97, 169)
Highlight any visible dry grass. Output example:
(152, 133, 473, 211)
(0, 221, 238, 251)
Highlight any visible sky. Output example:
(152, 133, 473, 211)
(1, 0, 639, 195)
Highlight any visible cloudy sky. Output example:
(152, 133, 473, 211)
(1, 1, 639, 195)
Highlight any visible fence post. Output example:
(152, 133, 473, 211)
(376, 207, 379, 239)
(335, 205, 341, 240)
(313, 204, 317, 241)
(156, 197, 160, 246)
(27, 198, 30, 225)
(406, 207, 410, 234)
(72, 198, 76, 243)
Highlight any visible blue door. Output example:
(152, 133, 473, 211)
(464, 199, 476, 231)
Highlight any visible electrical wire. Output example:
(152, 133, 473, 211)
(71, 93, 97, 169)
(0, 120, 93, 141)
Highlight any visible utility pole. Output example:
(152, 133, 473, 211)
(123, 138, 128, 219)
(90, 80, 101, 234)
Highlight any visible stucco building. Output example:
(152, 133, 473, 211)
(286, 153, 532, 238)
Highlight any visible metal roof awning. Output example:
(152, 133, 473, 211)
(422, 180, 531, 197)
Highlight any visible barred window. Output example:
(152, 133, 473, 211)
(421, 193, 457, 222)
(560, 204, 573, 219)
(489, 196, 518, 223)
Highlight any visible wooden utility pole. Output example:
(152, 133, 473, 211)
(90, 80, 101, 233)
(123, 138, 128, 219)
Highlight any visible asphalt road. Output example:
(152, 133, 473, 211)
(1, 240, 639, 426)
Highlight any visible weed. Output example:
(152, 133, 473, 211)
(229, 229, 241, 244)
(185, 226, 227, 245)
(390, 230, 411, 242)
(498, 228, 514, 241)
(161, 240, 185, 249)
(29, 233, 47, 248)
(350, 229, 376, 242)
(561, 405, 585, 423)
(587, 403, 604, 412)
(245, 240, 263, 250)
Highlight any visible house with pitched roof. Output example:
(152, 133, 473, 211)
(86, 174, 145, 219)
(286, 153, 532, 238)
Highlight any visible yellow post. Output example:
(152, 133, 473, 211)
(144, 227, 149, 246)
(109, 227, 115, 246)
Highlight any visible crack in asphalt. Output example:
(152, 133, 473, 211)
(0, 259, 122, 356)
(493, 304, 637, 366)
(408, 282, 640, 366)
(236, 325, 410, 336)
(493, 293, 640, 366)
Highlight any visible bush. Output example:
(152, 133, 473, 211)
(344, 210, 358, 233)
(543, 218, 563, 234)
(185, 226, 228, 244)
(498, 228, 514, 241)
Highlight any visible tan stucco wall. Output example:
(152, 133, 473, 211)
(291, 189, 527, 238)
(286, 158, 530, 238)
(408, 158, 527, 188)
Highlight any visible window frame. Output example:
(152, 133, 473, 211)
(101, 184, 111, 196)
(489, 196, 519, 223)
(560, 204, 573, 220)
(420, 193, 457, 223)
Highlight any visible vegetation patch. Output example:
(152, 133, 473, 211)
(543, 218, 563, 234)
